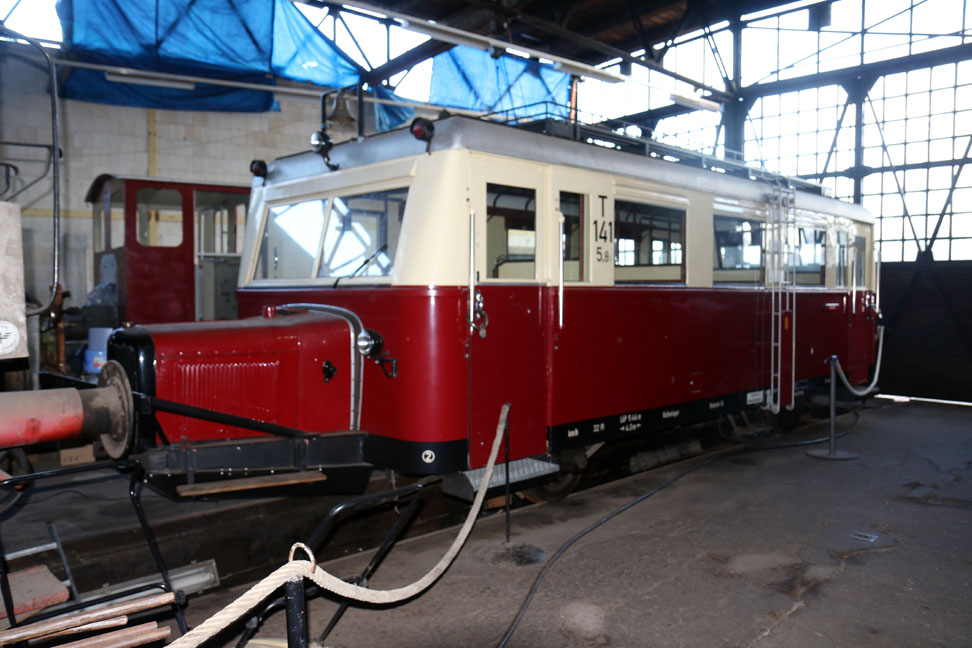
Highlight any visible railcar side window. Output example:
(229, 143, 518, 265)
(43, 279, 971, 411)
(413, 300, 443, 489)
(195, 191, 247, 255)
(256, 198, 327, 279)
(560, 191, 583, 281)
(487, 183, 536, 280)
(614, 200, 684, 282)
(318, 187, 407, 278)
(795, 226, 826, 285)
(853, 236, 867, 286)
(108, 189, 124, 249)
(714, 215, 763, 284)
(836, 231, 849, 287)
(135, 188, 183, 247)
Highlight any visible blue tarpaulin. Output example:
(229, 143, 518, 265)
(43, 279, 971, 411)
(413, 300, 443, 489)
(372, 84, 414, 131)
(429, 45, 571, 119)
(56, 0, 361, 112)
(54, 1, 571, 121)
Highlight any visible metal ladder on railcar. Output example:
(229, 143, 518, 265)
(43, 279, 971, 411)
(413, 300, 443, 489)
(765, 186, 797, 414)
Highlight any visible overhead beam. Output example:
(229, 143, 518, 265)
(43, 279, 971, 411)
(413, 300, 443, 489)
(454, 0, 731, 99)
(739, 42, 972, 100)
(293, 0, 491, 84)
(797, 156, 972, 180)
(556, 0, 684, 52)
(365, 40, 454, 83)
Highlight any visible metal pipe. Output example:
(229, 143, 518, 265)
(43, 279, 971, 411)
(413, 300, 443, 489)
(356, 83, 365, 138)
(146, 396, 309, 439)
(806, 356, 858, 461)
(0, 460, 118, 489)
(557, 210, 565, 328)
(305, 483, 425, 551)
(128, 472, 188, 634)
(828, 357, 837, 456)
(319, 485, 427, 642)
(277, 303, 364, 431)
(0, 535, 17, 627)
(851, 254, 857, 315)
(0, 25, 60, 317)
(47, 521, 80, 601)
(504, 415, 511, 544)
(468, 208, 476, 332)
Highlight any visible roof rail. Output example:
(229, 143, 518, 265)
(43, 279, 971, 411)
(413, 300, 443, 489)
(483, 102, 824, 196)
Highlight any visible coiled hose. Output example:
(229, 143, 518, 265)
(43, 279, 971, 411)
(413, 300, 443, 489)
(168, 403, 512, 648)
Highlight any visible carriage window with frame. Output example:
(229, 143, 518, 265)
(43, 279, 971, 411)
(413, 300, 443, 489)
(853, 235, 867, 286)
(795, 226, 826, 285)
(195, 191, 248, 256)
(486, 183, 536, 280)
(714, 214, 763, 284)
(560, 191, 583, 282)
(318, 187, 408, 279)
(256, 198, 328, 280)
(614, 200, 684, 282)
(835, 230, 849, 287)
(135, 187, 183, 247)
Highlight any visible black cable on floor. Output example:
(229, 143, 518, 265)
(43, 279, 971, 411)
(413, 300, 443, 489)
(494, 456, 717, 648)
(494, 406, 864, 648)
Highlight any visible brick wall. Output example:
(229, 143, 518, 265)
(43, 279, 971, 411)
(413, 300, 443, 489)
(1, 44, 355, 309)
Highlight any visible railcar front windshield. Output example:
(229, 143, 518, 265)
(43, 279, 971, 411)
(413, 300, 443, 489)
(254, 186, 408, 282)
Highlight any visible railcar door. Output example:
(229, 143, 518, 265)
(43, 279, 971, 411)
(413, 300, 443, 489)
(467, 157, 547, 468)
(125, 181, 195, 324)
(542, 168, 618, 452)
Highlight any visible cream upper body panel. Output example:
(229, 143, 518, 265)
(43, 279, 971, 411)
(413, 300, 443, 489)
(241, 116, 876, 291)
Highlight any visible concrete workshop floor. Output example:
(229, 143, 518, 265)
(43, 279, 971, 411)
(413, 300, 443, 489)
(180, 398, 972, 648)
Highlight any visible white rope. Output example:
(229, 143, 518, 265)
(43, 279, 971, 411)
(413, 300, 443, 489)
(169, 403, 512, 648)
(832, 325, 885, 398)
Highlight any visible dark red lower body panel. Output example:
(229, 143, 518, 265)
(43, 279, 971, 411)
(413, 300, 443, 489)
(231, 285, 875, 473)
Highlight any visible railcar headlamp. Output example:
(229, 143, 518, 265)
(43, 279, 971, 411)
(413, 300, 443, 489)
(356, 329, 384, 358)
(310, 129, 329, 154)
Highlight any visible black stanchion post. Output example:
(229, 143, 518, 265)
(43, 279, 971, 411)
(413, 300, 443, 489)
(284, 578, 308, 648)
(807, 356, 858, 461)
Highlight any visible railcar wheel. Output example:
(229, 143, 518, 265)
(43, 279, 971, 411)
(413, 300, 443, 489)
(521, 449, 587, 503)
(0, 448, 31, 516)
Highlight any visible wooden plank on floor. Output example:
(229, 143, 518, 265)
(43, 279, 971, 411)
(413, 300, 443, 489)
(176, 470, 328, 497)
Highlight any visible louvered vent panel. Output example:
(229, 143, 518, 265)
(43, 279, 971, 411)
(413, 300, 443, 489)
(174, 359, 282, 421)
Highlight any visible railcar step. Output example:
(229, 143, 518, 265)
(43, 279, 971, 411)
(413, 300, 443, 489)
(442, 458, 560, 501)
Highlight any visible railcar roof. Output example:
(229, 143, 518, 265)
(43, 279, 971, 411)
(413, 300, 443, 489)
(265, 116, 872, 223)
(85, 173, 248, 203)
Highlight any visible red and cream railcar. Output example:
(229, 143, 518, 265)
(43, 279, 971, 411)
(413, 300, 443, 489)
(106, 115, 877, 494)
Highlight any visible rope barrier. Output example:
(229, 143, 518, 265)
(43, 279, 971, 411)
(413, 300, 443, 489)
(832, 325, 885, 398)
(169, 403, 512, 648)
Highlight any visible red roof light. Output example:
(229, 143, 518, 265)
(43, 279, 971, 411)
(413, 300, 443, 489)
(410, 118, 434, 142)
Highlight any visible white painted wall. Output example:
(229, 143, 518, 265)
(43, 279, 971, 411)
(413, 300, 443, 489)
(0, 43, 353, 309)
